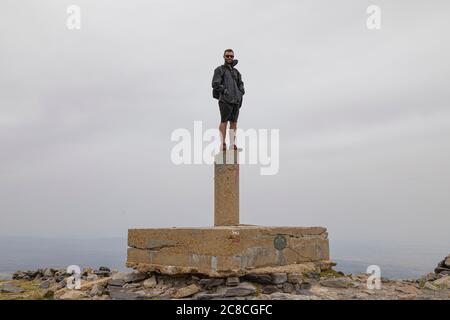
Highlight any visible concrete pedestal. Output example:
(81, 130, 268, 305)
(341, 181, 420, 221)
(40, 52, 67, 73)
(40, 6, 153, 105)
(126, 151, 331, 277)
(127, 225, 329, 277)
(214, 150, 240, 226)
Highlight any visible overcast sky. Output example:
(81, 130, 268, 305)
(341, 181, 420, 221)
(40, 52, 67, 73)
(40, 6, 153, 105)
(1, 1, 449, 250)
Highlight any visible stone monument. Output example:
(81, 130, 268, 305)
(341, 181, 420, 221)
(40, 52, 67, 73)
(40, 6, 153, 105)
(127, 150, 330, 277)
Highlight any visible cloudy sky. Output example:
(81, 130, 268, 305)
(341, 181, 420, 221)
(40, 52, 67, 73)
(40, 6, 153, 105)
(1, 0, 449, 252)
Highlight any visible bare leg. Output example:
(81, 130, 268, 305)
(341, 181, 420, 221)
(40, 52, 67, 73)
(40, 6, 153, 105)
(229, 121, 237, 148)
(219, 121, 227, 149)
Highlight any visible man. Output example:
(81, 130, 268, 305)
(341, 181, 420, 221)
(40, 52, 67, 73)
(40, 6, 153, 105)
(212, 49, 245, 151)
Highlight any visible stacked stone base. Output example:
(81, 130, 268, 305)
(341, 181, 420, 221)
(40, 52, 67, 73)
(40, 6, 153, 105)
(127, 225, 330, 277)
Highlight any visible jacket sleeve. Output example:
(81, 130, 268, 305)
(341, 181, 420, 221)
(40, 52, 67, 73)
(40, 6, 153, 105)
(237, 71, 245, 95)
(212, 67, 225, 93)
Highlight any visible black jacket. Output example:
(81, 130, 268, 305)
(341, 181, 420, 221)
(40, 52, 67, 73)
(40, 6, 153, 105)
(212, 59, 245, 105)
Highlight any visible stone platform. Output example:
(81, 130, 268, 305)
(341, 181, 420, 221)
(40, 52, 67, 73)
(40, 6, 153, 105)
(127, 225, 329, 277)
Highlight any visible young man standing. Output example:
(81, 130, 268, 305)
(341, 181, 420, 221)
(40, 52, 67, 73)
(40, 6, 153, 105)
(212, 49, 245, 151)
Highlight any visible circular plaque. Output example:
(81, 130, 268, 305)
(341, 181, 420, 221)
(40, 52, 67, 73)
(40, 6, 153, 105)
(273, 234, 287, 250)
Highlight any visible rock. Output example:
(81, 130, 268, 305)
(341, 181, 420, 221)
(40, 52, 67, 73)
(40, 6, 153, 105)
(269, 292, 319, 300)
(143, 276, 157, 289)
(142, 289, 165, 298)
(15, 261, 450, 300)
(304, 272, 321, 281)
(172, 284, 200, 298)
(395, 284, 421, 295)
(55, 275, 67, 283)
(199, 278, 224, 290)
(194, 292, 224, 300)
(83, 267, 94, 275)
(41, 289, 54, 299)
(39, 280, 51, 289)
(262, 285, 278, 294)
(125, 272, 148, 283)
(32, 270, 42, 279)
(110, 272, 147, 285)
(12, 271, 25, 280)
(123, 283, 142, 289)
(224, 282, 256, 297)
(0, 283, 25, 294)
(99, 266, 110, 272)
(94, 268, 111, 277)
(241, 273, 272, 284)
(287, 273, 303, 284)
(80, 277, 111, 291)
(319, 277, 352, 289)
(226, 277, 239, 286)
(107, 287, 145, 300)
(434, 267, 450, 275)
(86, 274, 98, 282)
(351, 273, 368, 282)
(57, 280, 66, 289)
(160, 287, 177, 299)
(433, 275, 450, 289)
(21, 270, 37, 280)
(108, 272, 129, 286)
(398, 294, 417, 300)
(296, 281, 312, 291)
(351, 292, 370, 299)
(295, 287, 313, 296)
(55, 268, 67, 274)
(90, 284, 105, 296)
(163, 276, 186, 288)
(92, 294, 110, 300)
(43, 268, 55, 278)
(108, 279, 125, 287)
(318, 260, 337, 271)
(94, 271, 111, 277)
(282, 282, 295, 293)
(112, 272, 129, 280)
(424, 282, 438, 291)
(445, 256, 450, 267)
(434, 255, 450, 274)
(58, 290, 88, 300)
(271, 272, 287, 284)
(17, 272, 29, 280)
(111, 272, 129, 280)
(423, 273, 439, 282)
(154, 283, 170, 292)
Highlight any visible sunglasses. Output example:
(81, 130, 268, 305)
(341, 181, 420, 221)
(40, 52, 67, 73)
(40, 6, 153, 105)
(225, 55, 234, 58)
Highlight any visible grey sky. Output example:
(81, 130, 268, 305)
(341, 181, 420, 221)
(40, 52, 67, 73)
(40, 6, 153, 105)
(1, 1, 449, 250)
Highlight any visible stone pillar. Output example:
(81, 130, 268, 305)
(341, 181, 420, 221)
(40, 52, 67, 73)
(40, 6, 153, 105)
(214, 150, 240, 226)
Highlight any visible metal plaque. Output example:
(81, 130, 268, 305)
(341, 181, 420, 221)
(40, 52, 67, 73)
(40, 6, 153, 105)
(273, 234, 287, 250)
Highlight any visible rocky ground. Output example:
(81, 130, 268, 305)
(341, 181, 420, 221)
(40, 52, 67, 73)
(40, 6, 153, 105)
(0, 255, 449, 300)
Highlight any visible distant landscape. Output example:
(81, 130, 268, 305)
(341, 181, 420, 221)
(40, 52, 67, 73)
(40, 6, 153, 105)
(0, 237, 447, 280)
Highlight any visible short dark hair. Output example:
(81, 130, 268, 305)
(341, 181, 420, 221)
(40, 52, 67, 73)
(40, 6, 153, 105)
(223, 49, 234, 56)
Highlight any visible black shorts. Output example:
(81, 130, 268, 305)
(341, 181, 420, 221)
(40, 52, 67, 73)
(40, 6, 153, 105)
(219, 101, 240, 122)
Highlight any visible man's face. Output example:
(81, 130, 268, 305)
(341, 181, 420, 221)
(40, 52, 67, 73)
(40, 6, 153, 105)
(224, 51, 234, 64)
